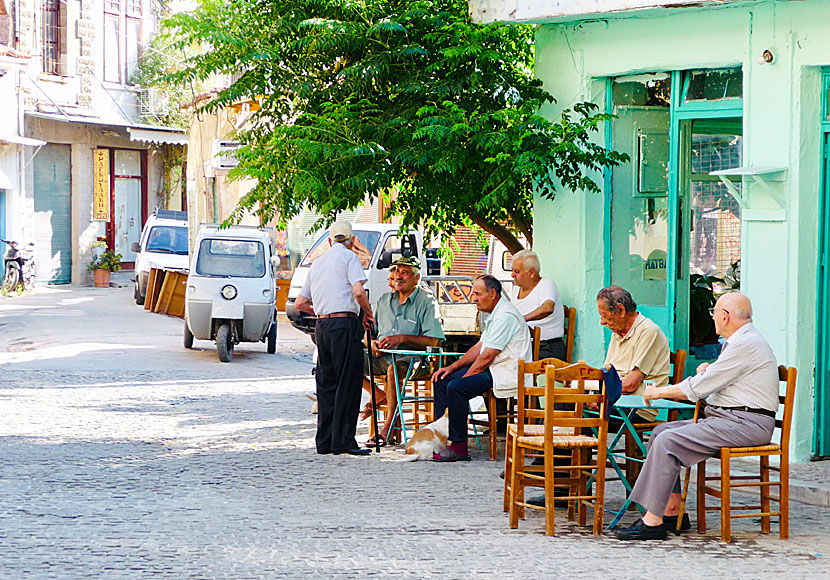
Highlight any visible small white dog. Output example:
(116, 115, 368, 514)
(402, 410, 449, 461)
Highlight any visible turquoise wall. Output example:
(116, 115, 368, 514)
(533, 0, 830, 462)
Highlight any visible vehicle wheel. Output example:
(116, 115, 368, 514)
(134, 280, 145, 305)
(216, 323, 233, 362)
(267, 322, 277, 354)
(184, 323, 194, 349)
(3, 263, 20, 291)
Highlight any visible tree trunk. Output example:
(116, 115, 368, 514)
(470, 215, 525, 255)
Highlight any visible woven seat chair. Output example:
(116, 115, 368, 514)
(508, 362, 609, 536)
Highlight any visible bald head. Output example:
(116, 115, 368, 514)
(713, 292, 752, 338)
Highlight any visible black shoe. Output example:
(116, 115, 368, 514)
(614, 518, 668, 541)
(526, 493, 569, 508)
(333, 448, 372, 456)
(663, 513, 691, 534)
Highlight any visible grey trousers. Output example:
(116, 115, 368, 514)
(628, 407, 775, 517)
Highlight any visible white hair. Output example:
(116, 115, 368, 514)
(512, 249, 540, 274)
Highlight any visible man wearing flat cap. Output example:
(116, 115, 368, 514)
(361, 255, 445, 447)
(296, 221, 375, 456)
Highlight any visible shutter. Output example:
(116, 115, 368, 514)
(33, 144, 72, 284)
(448, 227, 487, 278)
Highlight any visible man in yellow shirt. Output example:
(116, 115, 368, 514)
(597, 286, 670, 422)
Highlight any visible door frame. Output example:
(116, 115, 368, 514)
(604, 69, 743, 354)
(814, 70, 830, 457)
(105, 147, 148, 268)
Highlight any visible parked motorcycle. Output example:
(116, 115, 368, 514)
(1, 239, 35, 291)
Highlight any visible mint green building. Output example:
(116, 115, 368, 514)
(469, 0, 830, 462)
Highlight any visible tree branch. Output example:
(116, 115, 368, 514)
(469, 214, 524, 255)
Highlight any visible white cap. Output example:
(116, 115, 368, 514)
(329, 220, 353, 242)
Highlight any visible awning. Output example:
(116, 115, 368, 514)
(0, 134, 46, 147)
(128, 127, 188, 146)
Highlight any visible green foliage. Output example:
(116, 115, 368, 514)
(162, 0, 628, 251)
(88, 241, 123, 272)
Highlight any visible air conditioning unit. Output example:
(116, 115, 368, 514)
(137, 88, 167, 117)
(212, 140, 241, 170)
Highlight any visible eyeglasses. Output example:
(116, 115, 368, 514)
(709, 307, 730, 318)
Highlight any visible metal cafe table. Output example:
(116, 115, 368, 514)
(379, 348, 464, 444)
(604, 394, 696, 529)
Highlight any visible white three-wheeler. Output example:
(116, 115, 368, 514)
(184, 225, 278, 362)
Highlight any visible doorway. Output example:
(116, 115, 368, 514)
(108, 149, 146, 266)
(815, 73, 830, 456)
(607, 68, 743, 368)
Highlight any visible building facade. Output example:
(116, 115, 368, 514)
(3, 0, 185, 285)
(468, 0, 830, 461)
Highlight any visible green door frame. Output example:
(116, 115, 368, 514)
(814, 71, 830, 457)
(604, 69, 743, 354)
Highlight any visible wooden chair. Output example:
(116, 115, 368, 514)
(508, 362, 609, 536)
(696, 364, 797, 542)
(503, 357, 570, 511)
(562, 304, 576, 363)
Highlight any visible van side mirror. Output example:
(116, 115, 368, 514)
(377, 250, 393, 270)
(131, 242, 140, 253)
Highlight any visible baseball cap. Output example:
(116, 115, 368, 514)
(391, 255, 421, 271)
(329, 221, 353, 241)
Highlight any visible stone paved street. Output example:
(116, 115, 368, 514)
(1, 286, 829, 579)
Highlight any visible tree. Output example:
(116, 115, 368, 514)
(164, 0, 627, 252)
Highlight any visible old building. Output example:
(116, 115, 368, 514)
(467, 0, 830, 461)
(3, 0, 185, 284)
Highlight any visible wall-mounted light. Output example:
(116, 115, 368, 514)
(757, 49, 775, 65)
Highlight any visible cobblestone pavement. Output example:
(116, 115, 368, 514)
(1, 286, 829, 579)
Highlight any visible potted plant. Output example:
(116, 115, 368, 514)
(88, 241, 122, 288)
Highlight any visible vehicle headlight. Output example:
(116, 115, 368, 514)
(221, 285, 238, 300)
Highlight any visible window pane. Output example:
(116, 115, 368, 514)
(104, 15, 121, 82)
(42, 0, 61, 75)
(684, 69, 742, 102)
(125, 18, 141, 82)
(114, 149, 141, 176)
(196, 239, 266, 278)
(105, 0, 121, 14)
(127, 0, 142, 16)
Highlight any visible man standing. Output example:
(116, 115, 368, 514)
(296, 221, 375, 456)
(510, 249, 565, 360)
(615, 293, 779, 540)
(431, 275, 532, 462)
(361, 256, 445, 446)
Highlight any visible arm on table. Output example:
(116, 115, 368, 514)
(378, 334, 440, 350)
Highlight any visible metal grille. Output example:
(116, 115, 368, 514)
(42, 0, 61, 75)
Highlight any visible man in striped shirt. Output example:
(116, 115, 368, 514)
(615, 292, 779, 541)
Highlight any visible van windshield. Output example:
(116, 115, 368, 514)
(146, 226, 188, 255)
(195, 239, 265, 278)
(300, 230, 380, 268)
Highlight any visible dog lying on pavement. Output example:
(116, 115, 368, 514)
(401, 410, 449, 461)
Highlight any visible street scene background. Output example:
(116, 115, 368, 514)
(2, 283, 829, 579)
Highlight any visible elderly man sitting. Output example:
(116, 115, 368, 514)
(615, 293, 779, 540)
(361, 256, 445, 447)
(510, 249, 566, 361)
(431, 275, 531, 462)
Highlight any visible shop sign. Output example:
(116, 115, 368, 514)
(93, 149, 110, 221)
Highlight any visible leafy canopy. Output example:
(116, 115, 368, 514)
(164, 0, 627, 252)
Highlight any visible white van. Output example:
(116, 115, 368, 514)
(131, 210, 189, 305)
(285, 224, 422, 336)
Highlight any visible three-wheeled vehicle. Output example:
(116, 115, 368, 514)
(184, 225, 278, 362)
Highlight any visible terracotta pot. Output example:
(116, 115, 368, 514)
(93, 268, 111, 288)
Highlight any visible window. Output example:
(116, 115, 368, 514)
(42, 0, 65, 75)
(104, 0, 143, 84)
(196, 239, 266, 278)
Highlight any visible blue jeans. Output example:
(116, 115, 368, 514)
(432, 367, 493, 442)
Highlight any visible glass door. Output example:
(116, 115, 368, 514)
(109, 149, 144, 265)
(609, 74, 672, 332)
(675, 118, 743, 361)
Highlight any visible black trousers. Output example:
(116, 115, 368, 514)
(314, 317, 363, 453)
(537, 337, 566, 361)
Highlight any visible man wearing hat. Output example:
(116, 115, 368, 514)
(361, 255, 445, 446)
(296, 221, 375, 456)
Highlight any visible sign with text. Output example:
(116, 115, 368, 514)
(93, 149, 110, 221)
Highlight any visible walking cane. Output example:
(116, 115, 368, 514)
(365, 327, 382, 454)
